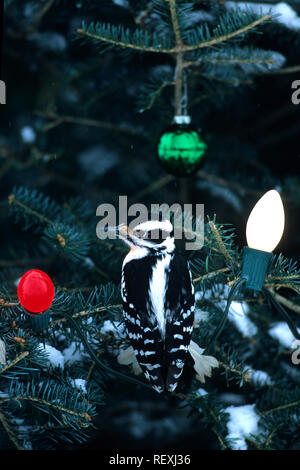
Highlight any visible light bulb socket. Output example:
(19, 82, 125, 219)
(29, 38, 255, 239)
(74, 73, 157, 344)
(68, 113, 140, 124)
(23, 309, 50, 332)
(241, 246, 272, 291)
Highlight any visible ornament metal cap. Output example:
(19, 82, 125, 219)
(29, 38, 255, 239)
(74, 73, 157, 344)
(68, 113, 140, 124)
(173, 115, 191, 125)
(241, 246, 272, 291)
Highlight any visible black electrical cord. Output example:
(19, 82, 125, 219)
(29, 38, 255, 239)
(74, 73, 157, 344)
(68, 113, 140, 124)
(205, 278, 300, 354)
(262, 286, 300, 340)
(61, 311, 154, 391)
(205, 277, 246, 352)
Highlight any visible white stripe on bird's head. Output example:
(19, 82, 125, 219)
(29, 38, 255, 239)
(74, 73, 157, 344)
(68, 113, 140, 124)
(133, 220, 173, 233)
(129, 220, 175, 252)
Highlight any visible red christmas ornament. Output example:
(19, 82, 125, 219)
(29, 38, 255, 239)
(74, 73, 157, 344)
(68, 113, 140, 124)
(17, 269, 55, 314)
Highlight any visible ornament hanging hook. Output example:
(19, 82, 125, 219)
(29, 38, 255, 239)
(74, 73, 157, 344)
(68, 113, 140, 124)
(181, 69, 188, 116)
(174, 61, 191, 125)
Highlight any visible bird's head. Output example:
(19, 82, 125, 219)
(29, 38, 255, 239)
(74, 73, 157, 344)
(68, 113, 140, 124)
(105, 220, 175, 253)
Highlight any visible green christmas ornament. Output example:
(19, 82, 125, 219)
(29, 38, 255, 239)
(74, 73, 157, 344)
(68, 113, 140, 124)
(157, 116, 207, 177)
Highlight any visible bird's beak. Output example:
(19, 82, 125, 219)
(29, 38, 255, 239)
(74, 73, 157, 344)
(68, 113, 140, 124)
(104, 224, 130, 240)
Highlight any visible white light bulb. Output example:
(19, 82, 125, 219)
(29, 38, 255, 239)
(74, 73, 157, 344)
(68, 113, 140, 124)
(246, 190, 285, 252)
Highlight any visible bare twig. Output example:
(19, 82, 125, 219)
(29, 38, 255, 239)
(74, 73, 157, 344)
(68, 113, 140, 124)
(197, 170, 261, 197)
(35, 110, 146, 137)
(129, 175, 174, 202)
(0, 299, 20, 308)
(260, 64, 300, 76)
(31, 0, 55, 27)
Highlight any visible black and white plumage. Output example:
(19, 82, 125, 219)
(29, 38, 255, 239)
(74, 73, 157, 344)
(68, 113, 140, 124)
(111, 220, 194, 393)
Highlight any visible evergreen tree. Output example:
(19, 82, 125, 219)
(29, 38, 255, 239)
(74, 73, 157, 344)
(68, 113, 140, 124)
(1, 0, 300, 451)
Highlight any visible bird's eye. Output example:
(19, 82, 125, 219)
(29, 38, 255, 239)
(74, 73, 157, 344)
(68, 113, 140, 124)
(135, 229, 146, 239)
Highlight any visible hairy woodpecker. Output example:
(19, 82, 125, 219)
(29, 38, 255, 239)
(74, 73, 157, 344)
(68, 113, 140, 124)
(107, 220, 195, 393)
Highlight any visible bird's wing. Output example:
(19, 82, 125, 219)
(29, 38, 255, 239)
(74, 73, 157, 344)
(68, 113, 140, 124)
(121, 257, 165, 393)
(164, 253, 195, 392)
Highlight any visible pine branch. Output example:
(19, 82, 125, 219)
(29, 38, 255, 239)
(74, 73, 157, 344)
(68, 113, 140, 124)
(189, 393, 231, 450)
(0, 380, 95, 424)
(183, 12, 271, 51)
(264, 427, 279, 449)
(77, 12, 271, 54)
(262, 399, 300, 416)
(0, 257, 56, 268)
(0, 396, 92, 422)
(184, 44, 277, 68)
(219, 360, 251, 383)
(8, 187, 93, 263)
(77, 22, 172, 54)
(0, 410, 25, 450)
(208, 220, 236, 267)
(0, 351, 29, 375)
(208, 405, 229, 450)
(8, 192, 54, 227)
(50, 303, 122, 326)
(166, 0, 183, 47)
(193, 267, 230, 284)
